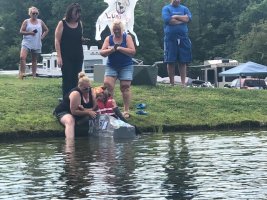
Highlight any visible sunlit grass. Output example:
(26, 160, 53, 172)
(1, 75, 267, 135)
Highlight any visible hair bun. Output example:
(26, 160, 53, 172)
(78, 71, 86, 79)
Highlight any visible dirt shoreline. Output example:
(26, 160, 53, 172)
(1, 121, 266, 140)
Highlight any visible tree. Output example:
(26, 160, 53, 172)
(235, 20, 267, 64)
(0, 0, 267, 70)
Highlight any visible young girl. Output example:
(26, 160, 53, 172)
(95, 86, 127, 122)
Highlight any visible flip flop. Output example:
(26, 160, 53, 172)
(136, 103, 146, 109)
(136, 110, 148, 115)
(123, 112, 130, 119)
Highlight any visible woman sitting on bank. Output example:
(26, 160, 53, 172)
(54, 72, 97, 138)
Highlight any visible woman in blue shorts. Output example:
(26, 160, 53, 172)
(100, 20, 136, 119)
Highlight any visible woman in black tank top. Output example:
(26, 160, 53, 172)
(55, 3, 87, 98)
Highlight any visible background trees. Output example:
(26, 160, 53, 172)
(0, 0, 267, 73)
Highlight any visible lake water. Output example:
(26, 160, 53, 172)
(1, 131, 267, 199)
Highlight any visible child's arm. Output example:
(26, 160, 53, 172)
(111, 99, 117, 108)
(113, 107, 127, 122)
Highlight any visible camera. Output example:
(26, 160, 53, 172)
(33, 29, 38, 33)
(114, 43, 120, 50)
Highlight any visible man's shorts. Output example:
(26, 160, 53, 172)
(22, 45, 41, 54)
(105, 65, 133, 81)
(164, 34, 192, 64)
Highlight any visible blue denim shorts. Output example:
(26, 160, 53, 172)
(164, 34, 192, 64)
(105, 65, 133, 81)
(22, 45, 41, 54)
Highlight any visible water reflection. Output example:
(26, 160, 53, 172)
(62, 138, 89, 199)
(163, 135, 197, 199)
(61, 137, 138, 199)
(0, 131, 267, 199)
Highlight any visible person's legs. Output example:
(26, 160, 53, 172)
(104, 76, 116, 96)
(61, 59, 82, 97)
(61, 66, 71, 97)
(178, 37, 192, 86)
(120, 80, 131, 114)
(167, 63, 175, 86)
(117, 65, 133, 116)
(31, 53, 38, 78)
(72, 59, 83, 89)
(104, 65, 118, 96)
(19, 47, 28, 79)
(178, 63, 187, 86)
(60, 114, 76, 139)
(164, 34, 178, 86)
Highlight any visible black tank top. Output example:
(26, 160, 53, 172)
(54, 87, 93, 116)
(61, 20, 83, 60)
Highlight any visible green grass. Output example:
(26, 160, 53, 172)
(1, 75, 267, 136)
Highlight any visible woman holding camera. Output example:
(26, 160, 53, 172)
(19, 6, 49, 79)
(100, 20, 136, 119)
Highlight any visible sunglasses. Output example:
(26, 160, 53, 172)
(32, 13, 39, 15)
(82, 87, 91, 92)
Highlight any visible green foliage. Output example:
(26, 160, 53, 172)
(234, 20, 267, 63)
(0, 45, 20, 70)
(236, 0, 267, 36)
(1, 0, 267, 71)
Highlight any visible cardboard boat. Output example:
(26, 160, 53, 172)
(88, 114, 136, 139)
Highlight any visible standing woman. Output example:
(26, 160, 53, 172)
(100, 20, 136, 119)
(19, 6, 49, 79)
(55, 3, 85, 98)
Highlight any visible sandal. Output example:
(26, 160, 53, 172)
(136, 110, 148, 115)
(123, 112, 130, 119)
(136, 103, 146, 109)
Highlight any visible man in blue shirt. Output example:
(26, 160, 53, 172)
(162, 0, 192, 86)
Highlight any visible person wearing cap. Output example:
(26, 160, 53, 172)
(19, 6, 49, 79)
(162, 0, 192, 86)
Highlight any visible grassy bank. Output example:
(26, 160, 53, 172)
(1, 75, 267, 137)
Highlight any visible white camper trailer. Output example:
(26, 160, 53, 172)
(37, 45, 107, 78)
(38, 52, 61, 77)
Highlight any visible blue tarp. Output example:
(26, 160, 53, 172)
(219, 61, 267, 77)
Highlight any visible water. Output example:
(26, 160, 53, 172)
(1, 131, 267, 199)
